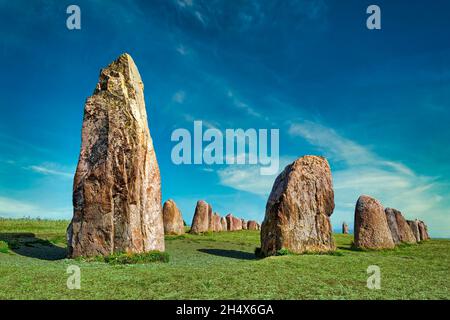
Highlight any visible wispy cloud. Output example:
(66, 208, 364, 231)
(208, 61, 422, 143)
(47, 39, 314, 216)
(217, 156, 295, 196)
(27, 163, 73, 179)
(227, 90, 264, 119)
(0, 196, 71, 219)
(172, 90, 186, 104)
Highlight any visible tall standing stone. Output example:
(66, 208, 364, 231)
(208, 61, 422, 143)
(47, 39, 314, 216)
(163, 199, 185, 235)
(190, 200, 210, 234)
(67, 53, 164, 258)
(407, 220, 421, 242)
(354, 195, 395, 249)
(342, 222, 349, 234)
(385, 208, 401, 244)
(260, 156, 335, 256)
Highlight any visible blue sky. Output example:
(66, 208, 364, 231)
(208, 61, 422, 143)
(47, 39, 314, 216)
(0, 0, 449, 237)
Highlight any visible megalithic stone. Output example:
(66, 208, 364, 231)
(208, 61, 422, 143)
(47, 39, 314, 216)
(67, 53, 164, 258)
(190, 200, 209, 234)
(342, 222, 349, 234)
(261, 156, 335, 256)
(354, 195, 395, 250)
(163, 199, 185, 235)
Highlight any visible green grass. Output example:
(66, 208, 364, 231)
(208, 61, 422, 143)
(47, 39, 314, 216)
(0, 218, 449, 299)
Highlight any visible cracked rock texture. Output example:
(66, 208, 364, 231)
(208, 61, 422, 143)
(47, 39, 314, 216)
(260, 156, 335, 256)
(68, 53, 164, 258)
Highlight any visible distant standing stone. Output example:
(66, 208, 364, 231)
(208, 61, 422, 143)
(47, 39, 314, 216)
(67, 53, 164, 258)
(392, 209, 416, 244)
(342, 222, 349, 234)
(354, 195, 395, 249)
(163, 199, 185, 235)
(247, 220, 258, 230)
(220, 217, 228, 231)
(385, 208, 401, 244)
(190, 200, 210, 234)
(418, 220, 429, 241)
(207, 204, 214, 232)
(407, 220, 421, 242)
(260, 156, 335, 256)
(213, 213, 222, 232)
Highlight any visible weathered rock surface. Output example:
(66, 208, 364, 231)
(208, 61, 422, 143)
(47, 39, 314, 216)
(163, 199, 184, 235)
(220, 217, 227, 231)
(67, 53, 164, 258)
(226, 214, 242, 231)
(190, 200, 210, 234)
(213, 213, 222, 232)
(342, 222, 349, 234)
(354, 195, 395, 249)
(207, 204, 214, 232)
(247, 220, 258, 230)
(233, 216, 243, 230)
(407, 220, 421, 242)
(260, 156, 335, 256)
(391, 208, 416, 243)
(418, 220, 429, 241)
(385, 208, 401, 245)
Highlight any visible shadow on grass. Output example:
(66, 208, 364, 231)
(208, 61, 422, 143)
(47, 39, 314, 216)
(0, 233, 67, 260)
(197, 248, 256, 260)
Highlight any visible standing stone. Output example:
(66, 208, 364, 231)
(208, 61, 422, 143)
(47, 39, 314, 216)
(354, 195, 395, 249)
(342, 222, 349, 234)
(190, 200, 209, 234)
(207, 204, 214, 232)
(226, 214, 241, 231)
(213, 213, 222, 232)
(233, 217, 243, 230)
(67, 53, 164, 258)
(418, 220, 429, 241)
(247, 220, 258, 230)
(260, 156, 335, 256)
(392, 209, 416, 243)
(163, 199, 185, 235)
(220, 217, 228, 232)
(385, 208, 401, 245)
(242, 219, 247, 230)
(407, 220, 421, 242)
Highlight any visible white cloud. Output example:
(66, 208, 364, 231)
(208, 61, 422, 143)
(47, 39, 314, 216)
(27, 163, 73, 179)
(176, 44, 188, 56)
(0, 196, 71, 219)
(217, 156, 295, 196)
(176, 0, 193, 8)
(227, 89, 263, 119)
(172, 90, 186, 104)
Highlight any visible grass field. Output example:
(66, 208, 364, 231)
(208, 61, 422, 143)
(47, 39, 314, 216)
(0, 218, 449, 299)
